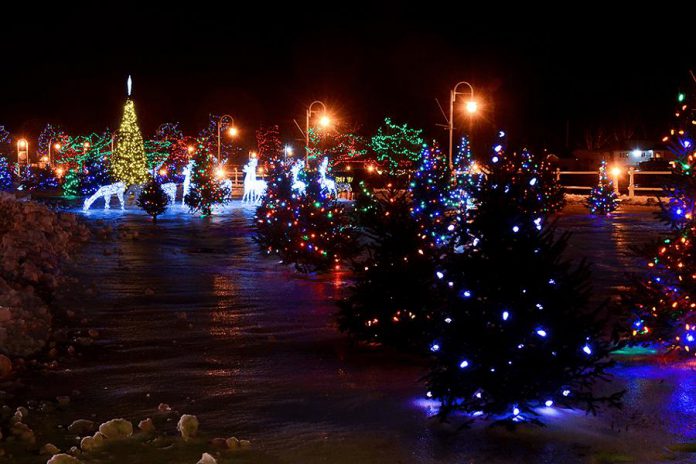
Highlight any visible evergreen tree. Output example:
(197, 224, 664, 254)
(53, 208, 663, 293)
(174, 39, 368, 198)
(627, 88, 696, 354)
(255, 160, 353, 272)
(587, 160, 620, 215)
(111, 99, 149, 186)
(0, 156, 13, 191)
(256, 125, 283, 162)
(409, 141, 455, 249)
(425, 137, 622, 424)
(338, 186, 439, 351)
(184, 140, 229, 215)
(138, 177, 169, 222)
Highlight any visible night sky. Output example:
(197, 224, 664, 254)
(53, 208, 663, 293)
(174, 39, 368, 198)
(2, 4, 694, 154)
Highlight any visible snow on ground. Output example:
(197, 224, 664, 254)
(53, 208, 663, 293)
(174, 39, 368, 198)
(6, 199, 696, 463)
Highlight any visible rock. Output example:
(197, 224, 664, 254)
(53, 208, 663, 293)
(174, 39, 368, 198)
(196, 453, 217, 464)
(176, 414, 199, 441)
(68, 419, 95, 435)
(46, 454, 82, 464)
(56, 396, 70, 406)
(80, 432, 105, 451)
(98, 418, 133, 439)
(225, 437, 240, 449)
(138, 418, 155, 434)
(16, 406, 29, 419)
(11, 421, 36, 445)
(40, 443, 60, 455)
(0, 354, 11, 379)
(239, 439, 251, 448)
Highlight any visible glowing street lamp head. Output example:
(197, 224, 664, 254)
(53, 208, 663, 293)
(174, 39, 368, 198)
(228, 127, 238, 137)
(187, 145, 195, 154)
(319, 115, 331, 128)
(611, 166, 622, 177)
(55, 167, 64, 177)
(83, 141, 91, 149)
(215, 167, 226, 179)
(285, 145, 294, 156)
(465, 100, 478, 114)
(18, 139, 27, 149)
(54, 143, 62, 151)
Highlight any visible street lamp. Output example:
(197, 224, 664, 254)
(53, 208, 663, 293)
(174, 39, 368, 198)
(284, 145, 294, 160)
(305, 100, 329, 161)
(17, 139, 28, 174)
(448, 81, 477, 169)
(47, 142, 61, 168)
(216, 114, 238, 162)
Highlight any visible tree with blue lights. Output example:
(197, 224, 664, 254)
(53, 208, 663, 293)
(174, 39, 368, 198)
(425, 135, 623, 424)
(586, 160, 619, 215)
(0, 156, 13, 191)
(628, 88, 696, 354)
(409, 141, 457, 249)
(19, 166, 59, 192)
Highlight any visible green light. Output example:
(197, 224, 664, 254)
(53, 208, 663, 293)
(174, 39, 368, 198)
(678, 93, 686, 102)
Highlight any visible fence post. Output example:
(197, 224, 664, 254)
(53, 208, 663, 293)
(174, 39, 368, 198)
(628, 168, 635, 199)
(555, 168, 560, 183)
(612, 168, 620, 195)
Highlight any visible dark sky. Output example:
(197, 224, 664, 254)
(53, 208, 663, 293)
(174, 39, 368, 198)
(1, 4, 694, 154)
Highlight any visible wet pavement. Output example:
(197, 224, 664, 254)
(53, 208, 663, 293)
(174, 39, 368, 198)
(29, 202, 696, 463)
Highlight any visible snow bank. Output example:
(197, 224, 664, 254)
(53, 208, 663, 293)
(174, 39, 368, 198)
(0, 193, 89, 358)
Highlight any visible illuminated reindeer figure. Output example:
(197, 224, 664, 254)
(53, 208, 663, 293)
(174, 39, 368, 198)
(290, 159, 306, 195)
(181, 160, 194, 206)
(242, 157, 267, 203)
(83, 182, 126, 211)
(317, 157, 337, 197)
(152, 159, 177, 205)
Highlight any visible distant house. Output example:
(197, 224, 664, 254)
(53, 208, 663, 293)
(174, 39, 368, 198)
(568, 141, 672, 170)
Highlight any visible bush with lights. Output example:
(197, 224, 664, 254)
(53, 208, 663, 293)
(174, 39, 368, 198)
(19, 165, 59, 192)
(79, 157, 113, 196)
(184, 140, 230, 216)
(586, 160, 619, 215)
(424, 136, 623, 424)
(338, 185, 439, 351)
(255, 158, 353, 273)
(0, 156, 13, 191)
(626, 89, 696, 354)
(138, 177, 169, 222)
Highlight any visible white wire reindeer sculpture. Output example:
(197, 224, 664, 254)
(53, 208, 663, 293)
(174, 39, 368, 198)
(83, 182, 126, 211)
(242, 158, 267, 203)
(317, 157, 337, 197)
(290, 159, 306, 195)
(182, 160, 194, 206)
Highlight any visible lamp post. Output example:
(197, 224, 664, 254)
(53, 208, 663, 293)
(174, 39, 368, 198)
(46, 142, 61, 168)
(284, 145, 293, 161)
(305, 100, 329, 161)
(17, 139, 28, 175)
(448, 81, 477, 170)
(216, 114, 237, 162)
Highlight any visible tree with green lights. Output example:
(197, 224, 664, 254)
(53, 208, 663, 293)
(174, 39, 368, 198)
(371, 118, 424, 176)
(62, 169, 80, 197)
(111, 99, 149, 186)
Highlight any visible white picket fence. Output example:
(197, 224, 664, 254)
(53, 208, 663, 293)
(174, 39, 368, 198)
(556, 168, 671, 199)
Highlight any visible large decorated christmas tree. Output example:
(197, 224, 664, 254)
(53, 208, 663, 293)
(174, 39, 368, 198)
(424, 136, 622, 424)
(628, 87, 696, 353)
(111, 78, 149, 186)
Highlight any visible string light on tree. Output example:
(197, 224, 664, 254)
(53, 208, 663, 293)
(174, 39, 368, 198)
(111, 76, 149, 186)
